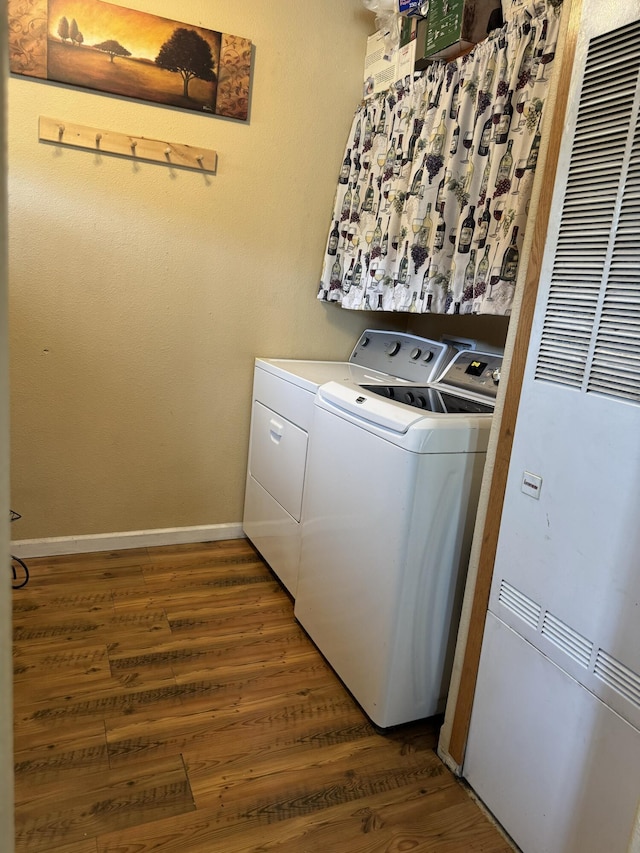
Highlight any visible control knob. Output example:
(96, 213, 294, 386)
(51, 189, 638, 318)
(492, 367, 501, 385)
(410, 347, 422, 361)
(422, 350, 434, 363)
(386, 341, 401, 356)
(404, 391, 415, 405)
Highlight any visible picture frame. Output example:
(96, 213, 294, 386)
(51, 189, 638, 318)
(8, 0, 253, 121)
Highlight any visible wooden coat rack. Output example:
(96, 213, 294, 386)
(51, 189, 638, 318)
(38, 116, 218, 173)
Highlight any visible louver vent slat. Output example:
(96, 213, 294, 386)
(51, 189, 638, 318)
(589, 372, 640, 401)
(497, 581, 541, 629)
(596, 315, 640, 328)
(553, 261, 607, 271)
(538, 343, 589, 356)
(541, 612, 593, 668)
(543, 329, 593, 341)
(580, 82, 636, 103)
(566, 178, 619, 190)
(588, 381, 640, 403)
(542, 323, 593, 335)
(594, 650, 640, 709)
(591, 366, 640, 384)
(556, 223, 610, 233)
(596, 338, 640, 351)
(620, 193, 640, 204)
(598, 304, 640, 316)
(611, 242, 640, 254)
(535, 21, 640, 393)
(587, 114, 640, 401)
(539, 325, 594, 339)
(537, 354, 586, 367)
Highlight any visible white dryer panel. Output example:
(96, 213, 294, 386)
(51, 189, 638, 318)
(248, 402, 308, 523)
(243, 477, 300, 597)
(252, 364, 318, 433)
(243, 358, 368, 596)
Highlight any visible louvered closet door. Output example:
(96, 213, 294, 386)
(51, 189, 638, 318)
(535, 20, 640, 400)
(463, 6, 640, 852)
(486, 6, 640, 733)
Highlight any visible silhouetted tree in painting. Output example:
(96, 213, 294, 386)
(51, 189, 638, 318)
(69, 19, 83, 46)
(155, 28, 216, 98)
(57, 16, 69, 42)
(94, 40, 132, 63)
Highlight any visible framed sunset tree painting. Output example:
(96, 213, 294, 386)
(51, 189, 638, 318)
(8, 0, 252, 120)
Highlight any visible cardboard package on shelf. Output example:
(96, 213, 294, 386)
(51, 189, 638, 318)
(398, 0, 429, 15)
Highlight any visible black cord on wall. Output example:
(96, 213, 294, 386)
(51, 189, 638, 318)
(10, 510, 29, 589)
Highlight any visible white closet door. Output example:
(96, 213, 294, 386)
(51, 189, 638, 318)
(465, 3, 640, 851)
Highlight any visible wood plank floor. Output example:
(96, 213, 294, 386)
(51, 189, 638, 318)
(13, 539, 514, 853)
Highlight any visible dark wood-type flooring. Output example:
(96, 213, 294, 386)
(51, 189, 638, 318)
(13, 539, 513, 852)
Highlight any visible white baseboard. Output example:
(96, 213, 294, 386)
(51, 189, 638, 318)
(11, 523, 246, 559)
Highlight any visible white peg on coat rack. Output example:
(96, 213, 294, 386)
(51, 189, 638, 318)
(38, 116, 218, 174)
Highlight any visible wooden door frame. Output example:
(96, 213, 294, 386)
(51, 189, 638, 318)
(446, 0, 584, 767)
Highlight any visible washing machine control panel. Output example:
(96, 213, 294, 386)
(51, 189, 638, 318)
(437, 350, 503, 399)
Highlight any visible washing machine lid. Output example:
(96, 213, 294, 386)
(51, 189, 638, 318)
(315, 381, 493, 453)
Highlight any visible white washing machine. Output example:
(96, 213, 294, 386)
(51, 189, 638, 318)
(294, 349, 503, 728)
(242, 330, 457, 597)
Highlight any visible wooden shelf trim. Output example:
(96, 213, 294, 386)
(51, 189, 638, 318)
(38, 116, 218, 173)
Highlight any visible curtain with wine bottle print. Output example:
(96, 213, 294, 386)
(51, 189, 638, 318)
(318, 0, 562, 315)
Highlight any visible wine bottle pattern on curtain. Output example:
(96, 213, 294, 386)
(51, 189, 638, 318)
(318, 0, 562, 315)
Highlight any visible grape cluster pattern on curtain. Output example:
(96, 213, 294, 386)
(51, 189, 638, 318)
(318, 0, 562, 315)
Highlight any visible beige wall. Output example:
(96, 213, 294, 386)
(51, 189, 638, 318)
(9, 0, 373, 539)
(8, 0, 508, 541)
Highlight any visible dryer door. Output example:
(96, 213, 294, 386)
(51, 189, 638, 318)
(248, 401, 308, 523)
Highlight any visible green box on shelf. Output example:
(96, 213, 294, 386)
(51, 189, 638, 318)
(400, 15, 418, 47)
(426, 0, 466, 56)
(417, 0, 502, 64)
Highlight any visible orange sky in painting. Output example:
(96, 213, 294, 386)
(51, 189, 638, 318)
(48, 0, 221, 62)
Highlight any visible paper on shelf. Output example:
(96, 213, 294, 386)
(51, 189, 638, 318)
(364, 30, 417, 97)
